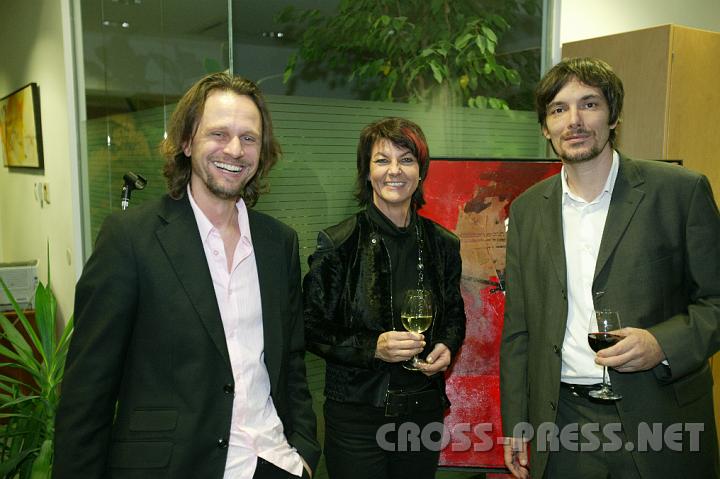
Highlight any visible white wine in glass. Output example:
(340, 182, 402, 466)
(400, 289, 433, 371)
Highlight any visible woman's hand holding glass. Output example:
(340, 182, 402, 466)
(417, 342, 452, 376)
(374, 330, 425, 363)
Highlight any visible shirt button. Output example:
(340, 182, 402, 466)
(217, 438, 228, 449)
(223, 384, 234, 394)
(213, 250, 219, 256)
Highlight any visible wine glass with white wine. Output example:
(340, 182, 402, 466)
(400, 289, 433, 371)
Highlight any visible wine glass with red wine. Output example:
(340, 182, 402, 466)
(587, 309, 623, 400)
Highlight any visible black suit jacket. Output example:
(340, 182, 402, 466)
(53, 195, 320, 478)
(500, 156, 720, 478)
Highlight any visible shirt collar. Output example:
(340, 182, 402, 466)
(561, 150, 620, 204)
(186, 184, 251, 243)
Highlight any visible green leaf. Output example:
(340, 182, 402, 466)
(29, 438, 53, 479)
(469, 74, 478, 90)
(474, 95, 489, 108)
(0, 314, 35, 367)
(482, 25, 498, 44)
(475, 35, 486, 54)
(429, 61, 444, 84)
(0, 448, 36, 477)
(35, 282, 56, 360)
(489, 97, 509, 110)
(282, 53, 297, 84)
(454, 33, 474, 50)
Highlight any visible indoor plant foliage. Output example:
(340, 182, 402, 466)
(0, 262, 73, 479)
(279, 0, 538, 109)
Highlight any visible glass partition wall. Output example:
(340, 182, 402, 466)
(77, 0, 547, 254)
(74, 2, 548, 477)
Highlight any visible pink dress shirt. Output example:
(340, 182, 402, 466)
(188, 187, 303, 478)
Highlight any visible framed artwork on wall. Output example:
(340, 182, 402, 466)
(0, 83, 44, 169)
(421, 158, 562, 472)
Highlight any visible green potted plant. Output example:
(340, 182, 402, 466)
(278, 0, 540, 109)
(0, 255, 73, 479)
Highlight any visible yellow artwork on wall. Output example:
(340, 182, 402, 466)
(0, 83, 44, 169)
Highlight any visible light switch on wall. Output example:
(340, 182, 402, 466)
(33, 182, 50, 207)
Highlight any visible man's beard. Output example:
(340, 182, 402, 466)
(550, 133, 610, 164)
(205, 171, 250, 200)
(560, 142, 603, 164)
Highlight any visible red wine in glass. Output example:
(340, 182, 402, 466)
(588, 310, 623, 400)
(588, 332, 622, 352)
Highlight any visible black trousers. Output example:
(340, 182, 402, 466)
(543, 385, 640, 479)
(323, 398, 444, 479)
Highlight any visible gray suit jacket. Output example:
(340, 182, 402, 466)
(54, 194, 320, 478)
(500, 156, 720, 478)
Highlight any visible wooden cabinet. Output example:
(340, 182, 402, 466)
(563, 23, 720, 446)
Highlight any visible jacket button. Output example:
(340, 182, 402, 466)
(552, 345, 561, 355)
(223, 384, 234, 394)
(550, 401, 556, 411)
(217, 438, 228, 449)
(593, 290, 606, 299)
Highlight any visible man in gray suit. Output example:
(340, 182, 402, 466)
(500, 57, 719, 478)
(54, 73, 320, 478)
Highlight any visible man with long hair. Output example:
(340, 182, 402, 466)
(54, 73, 320, 478)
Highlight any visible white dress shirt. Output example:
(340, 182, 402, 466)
(559, 152, 619, 384)
(188, 187, 303, 478)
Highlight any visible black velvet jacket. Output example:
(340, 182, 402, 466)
(303, 209, 466, 407)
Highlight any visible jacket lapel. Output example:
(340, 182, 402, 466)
(154, 196, 231, 366)
(595, 158, 645, 279)
(249, 211, 283, 390)
(540, 176, 568, 293)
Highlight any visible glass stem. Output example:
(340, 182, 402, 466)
(602, 366, 608, 389)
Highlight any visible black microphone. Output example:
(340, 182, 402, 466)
(121, 171, 147, 210)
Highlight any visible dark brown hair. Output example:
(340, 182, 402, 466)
(535, 57, 624, 145)
(160, 72, 280, 206)
(354, 117, 430, 208)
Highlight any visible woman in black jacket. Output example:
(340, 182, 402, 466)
(303, 117, 466, 479)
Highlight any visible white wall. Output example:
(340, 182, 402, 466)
(0, 0, 78, 322)
(558, 0, 720, 48)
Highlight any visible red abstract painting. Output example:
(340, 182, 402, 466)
(420, 159, 561, 471)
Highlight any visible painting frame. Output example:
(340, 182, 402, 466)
(0, 82, 44, 169)
(420, 158, 563, 472)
